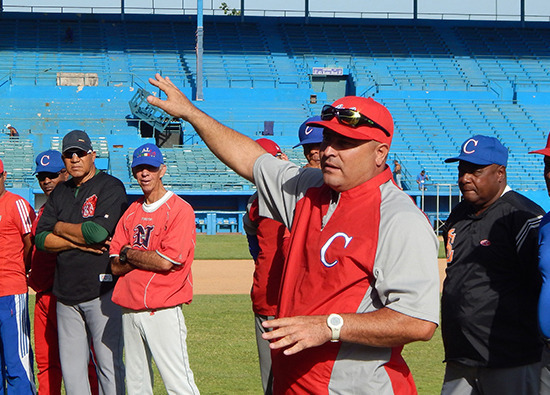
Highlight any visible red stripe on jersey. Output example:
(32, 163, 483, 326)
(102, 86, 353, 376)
(385, 346, 417, 395)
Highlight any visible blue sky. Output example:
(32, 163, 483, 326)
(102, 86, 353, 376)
(4, 0, 550, 20)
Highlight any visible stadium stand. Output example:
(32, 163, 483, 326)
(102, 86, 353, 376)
(1, 12, 550, 231)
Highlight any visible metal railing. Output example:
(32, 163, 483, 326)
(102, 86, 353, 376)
(417, 183, 462, 234)
(2, 5, 550, 21)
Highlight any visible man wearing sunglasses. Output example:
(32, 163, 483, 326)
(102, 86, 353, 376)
(29, 150, 101, 395)
(147, 74, 440, 394)
(35, 130, 127, 395)
(0, 158, 36, 393)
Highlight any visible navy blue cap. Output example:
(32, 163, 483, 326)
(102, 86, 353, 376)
(62, 130, 93, 153)
(293, 116, 324, 148)
(34, 149, 65, 174)
(445, 135, 508, 166)
(131, 143, 164, 168)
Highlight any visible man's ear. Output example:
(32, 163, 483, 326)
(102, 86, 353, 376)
(375, 143, 390, 167)
(159, 164, 167, 178)
(497, 165, 507, 183)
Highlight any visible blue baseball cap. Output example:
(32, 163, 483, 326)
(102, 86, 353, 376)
(445, 135, 508, 166)
(293, 116, 324, 148)
(34, 149, 65, 174)
(131, 143, 164, 168)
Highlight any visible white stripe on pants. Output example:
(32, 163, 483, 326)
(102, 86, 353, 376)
(122, 305, 199, 395)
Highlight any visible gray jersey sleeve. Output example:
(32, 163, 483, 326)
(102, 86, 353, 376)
(253, 154, 324, 229)
(371, 182, 441, 324)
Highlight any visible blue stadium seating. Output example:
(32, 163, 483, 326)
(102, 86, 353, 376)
(2, 13, 550, 228)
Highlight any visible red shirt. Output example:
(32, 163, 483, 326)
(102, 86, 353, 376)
(29, 205, 57, 293)
(273, 169, 419, 394)
(0, 191, 35, 297)
(248, 198, 289, 316)
(111, 192, 195, 310)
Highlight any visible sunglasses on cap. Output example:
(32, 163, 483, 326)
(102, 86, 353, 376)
(62, 149, 92, 159)
(36, 171, 62, 182)
(321, 105, 391, 137)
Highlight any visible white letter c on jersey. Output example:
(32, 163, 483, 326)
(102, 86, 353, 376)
(320, 232, 353, 267)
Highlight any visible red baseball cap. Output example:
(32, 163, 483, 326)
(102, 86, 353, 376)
(529, 134, 550, 156)
(0, 158, 3, 173)
(307, 96, 394, 145)
(256, 138, 282, 157)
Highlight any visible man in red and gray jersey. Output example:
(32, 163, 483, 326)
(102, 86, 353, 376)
(147, 74, 440, 394)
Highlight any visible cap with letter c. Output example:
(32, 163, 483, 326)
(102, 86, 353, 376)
(34, 149, 65, 174)
(445, 135, 508, 166)
(294, 116, 324, 148)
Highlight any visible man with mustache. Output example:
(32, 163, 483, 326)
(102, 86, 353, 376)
(35, 130, 127, 394)
(30, 149, 99, 395)
(146, 74, 440, 394)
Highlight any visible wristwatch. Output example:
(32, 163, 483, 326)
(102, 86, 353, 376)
(119, 246, 131, 263)
(327, 313, 344, 342)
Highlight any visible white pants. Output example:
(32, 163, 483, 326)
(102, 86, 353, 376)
(122, 305, 199, 395)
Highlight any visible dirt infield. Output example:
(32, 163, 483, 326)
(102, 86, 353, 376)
(192, 259, 448, 295)
(193, 259, 255, 295)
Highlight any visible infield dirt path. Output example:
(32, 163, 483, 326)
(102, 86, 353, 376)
(192, 259, 448, 295)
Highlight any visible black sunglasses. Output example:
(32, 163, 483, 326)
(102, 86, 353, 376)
(63, 149, 91, 159)
(36, 171, 62, 182)
(321, 105, 391, 137)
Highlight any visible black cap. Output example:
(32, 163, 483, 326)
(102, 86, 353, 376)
(62, 130, 93, 154)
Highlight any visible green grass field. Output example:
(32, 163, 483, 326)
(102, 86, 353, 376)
(29, 234, 446, 394)
(186, 295, 445, 395)
(195, 234, 251, 260)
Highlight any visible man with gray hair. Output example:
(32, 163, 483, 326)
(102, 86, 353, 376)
(110, 143, 199, 394)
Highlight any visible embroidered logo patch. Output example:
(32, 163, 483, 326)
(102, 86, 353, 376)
(480, 239, 491, 247)
(82, 194, 98, 218)
(99, 274, 113, 282)
(133, 224, 155, 249)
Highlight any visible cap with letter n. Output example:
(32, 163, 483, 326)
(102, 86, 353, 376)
(131, 143, 164, 168)
(62, 130, 93, 154)
(34, 149, 65, 174)
(445, 135, 508, 166)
